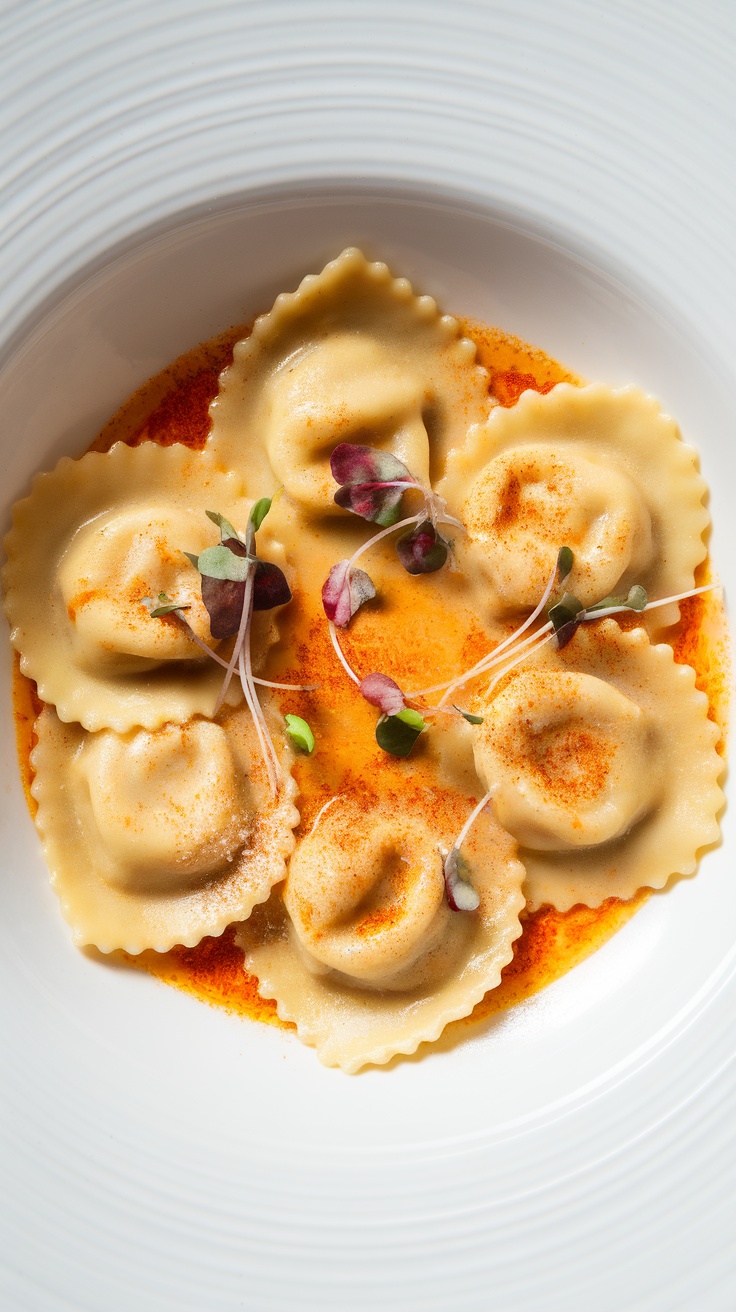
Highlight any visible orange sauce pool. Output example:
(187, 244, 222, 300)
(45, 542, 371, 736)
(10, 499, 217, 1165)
(11, 314, 730, 1039)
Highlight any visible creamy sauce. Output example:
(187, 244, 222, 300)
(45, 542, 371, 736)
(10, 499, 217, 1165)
(12, 312, 727, 1031)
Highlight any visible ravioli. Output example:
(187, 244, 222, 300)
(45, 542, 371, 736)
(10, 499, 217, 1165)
(472, 621, 724, 910)
(3, 442, 285, 731)
(238, 792, 525, 1073)
(31, 703, 299, 952)
(207, 247, 491, 509)
(4, 248, 727, 1072)
(439, 383, 709, 628)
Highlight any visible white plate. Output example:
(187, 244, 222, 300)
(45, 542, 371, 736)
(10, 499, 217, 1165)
(1, 6, 735, 1311)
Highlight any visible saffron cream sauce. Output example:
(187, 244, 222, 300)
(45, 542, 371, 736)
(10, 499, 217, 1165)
(12, 316, 728, 1036)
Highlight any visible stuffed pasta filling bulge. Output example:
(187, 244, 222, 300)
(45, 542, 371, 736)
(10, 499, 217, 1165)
(3, 247, 726, 1071)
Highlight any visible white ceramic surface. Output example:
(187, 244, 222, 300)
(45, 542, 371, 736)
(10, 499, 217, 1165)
(1, 5, 734, 1311)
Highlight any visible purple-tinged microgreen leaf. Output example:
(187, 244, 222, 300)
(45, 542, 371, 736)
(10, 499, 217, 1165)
(206, 510, 241, 543)
(249, 497, 272, 533)
(453, 705, 484, 725)
(330, 442, 414, 488)
(548, 591, 584, 632)
(284, 714, 315, 754)
(252, 559, 292, 610)
(334, 481, 406, 527)
(201, 576, 247, 639)
(375, 708, 425, 757)
(395, 520, 449, 575)
(443, 848, 480, 912)
(554, 617, 583, 650)
(197, 543, 253, 581)
(557, 545, 574, 579)
(360, 672, 406, 716)
(322, 561, 377, 628)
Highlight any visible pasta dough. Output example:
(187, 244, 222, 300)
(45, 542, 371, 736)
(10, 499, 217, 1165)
(31, 703, 300, 952)
(476, 671, 656, 851)
(207, 247, 491, 510)
(439, 383, 709, 628)
(238, 793, 526, 1073)
(3, 246, 725, 1073)
(472, 622, 724, 910)
(3, 442, 284, 731)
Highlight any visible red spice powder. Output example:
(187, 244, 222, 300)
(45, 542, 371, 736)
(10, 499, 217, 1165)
(127, 365, 222, 450)
(10, 315, 729, 1035)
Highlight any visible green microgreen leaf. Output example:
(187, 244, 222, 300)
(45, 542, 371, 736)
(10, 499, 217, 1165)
(183, 551, 200, 568)
(206, 510, 241, 543)
(454, 705, 484, 725)
(375, 710, 425, 757)
(588, 594, 624, 611)
(557, 545, 574, 578)
(284, 714, 315, 754)
(395, 708, 425, 731)
(249, 497, 272, 533)
(147, 591, 190, 618)
(587, 583, 648, 614)
(196, 543, 254, 582)
(626, 584, 648, 611)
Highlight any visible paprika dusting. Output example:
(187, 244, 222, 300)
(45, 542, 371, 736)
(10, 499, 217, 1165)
(10, 312, 728, 1036)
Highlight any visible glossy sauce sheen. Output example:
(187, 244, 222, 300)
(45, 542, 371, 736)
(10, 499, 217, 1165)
(13, 316, 729, 1034)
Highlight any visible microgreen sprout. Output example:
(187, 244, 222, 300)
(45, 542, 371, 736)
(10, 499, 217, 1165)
(395, 520, 448, 575)
(360, 672, 406, 717)
(144, 592, 191, 619)
(142, 502, 316, 797)
(284, 714, 315, 754)
(454, 706, 484, 725)
(375, 707, 426, 758)
(407, 551, 719, 707)
(442, 787, 497, 912)
(322, 561, 376, 628)
(322, 443, 462, 631)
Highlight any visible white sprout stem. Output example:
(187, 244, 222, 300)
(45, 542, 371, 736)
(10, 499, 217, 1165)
(437, 620, 556, 705)
(308, 795, 342, 836)
(243, 593, 282, 793)
(329, 511, 465, 689)
(175, 613, 316, 689)
(328, 620, 361, 684)
(347, 513, 422, 571)
(435, 559, 560, 707)
(438, 512, 465, 532)
(345, 508, 463, 577)
(239, 636, 280, 798)
(451, 786, 498, 859)
(589, 582, 718, 621)
(406, 617, 556, 701)
(252, 676, 318, 691)
(407, 576, 719, 703)
(485, 629, 556, 694)
(213, 565, 255, 716)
